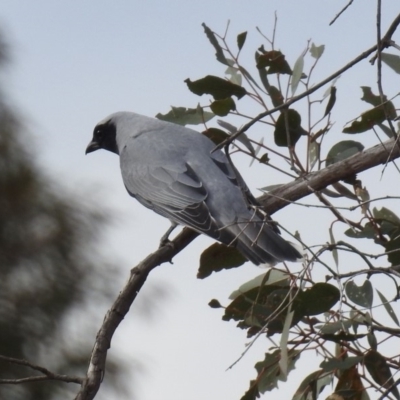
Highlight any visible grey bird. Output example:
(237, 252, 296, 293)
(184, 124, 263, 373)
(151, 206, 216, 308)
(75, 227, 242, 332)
(86, 111, 301, 265)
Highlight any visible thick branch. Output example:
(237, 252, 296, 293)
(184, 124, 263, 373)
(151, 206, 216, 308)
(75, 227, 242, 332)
(261, 138, 400, 214)
(74, 229, 199, 400)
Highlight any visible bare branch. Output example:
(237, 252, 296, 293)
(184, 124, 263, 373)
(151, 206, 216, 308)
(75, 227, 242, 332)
(0, 355, 82, 385)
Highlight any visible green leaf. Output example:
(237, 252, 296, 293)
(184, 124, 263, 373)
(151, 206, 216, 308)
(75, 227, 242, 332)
(185, 75, 247, 100)
(317, 320, 353, 334)
(320, 356, 363, 372)
(197, 243, 247, 279)
(344, 87, 398, 133)
(202, 128, 230, 145)
(385, 229, 400, 267)
(201, 23, 228, 66)
(361, 86, 384, 106)
(376, 289, 400, 326)
(156, 106, 214, 125)
(229, 270, 290, 300)
(343, 108, 386, 133)
(292, 370, 333, 400)
(274, 109, 307, 147)
(323, 86, 337, 117)
(294, 283, 340, 317)
(208, 299, 222, 308)
(237, 31, 247, 51)
(210, 97, 236, 116)
(364, 350, 400, 400)
(373, 207, 400, 226)
(241, 349, 300, 400)
(344, 223, 375, 239)
(225, 66, 242, 85)
(279, 310, 294, 379)
(378, 123, 396, 138)
(268, 85, 284, 107)
(309, 141, 320, 170)
(291, 52, 305, 95)
(310, 43, 325, 59)
(345, 279, 373, 309)
(326, 140, 364, 166)
(329, 226, 338, 267)
(381, 52, 400, 74)
(256, 50, 292, 75)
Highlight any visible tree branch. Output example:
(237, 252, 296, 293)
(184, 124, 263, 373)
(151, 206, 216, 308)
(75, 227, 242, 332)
(0, 355, 82, 385)
(261, 137, 400, 214)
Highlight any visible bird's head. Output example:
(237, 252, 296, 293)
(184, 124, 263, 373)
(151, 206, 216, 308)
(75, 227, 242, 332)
(86, 116, 119, 155)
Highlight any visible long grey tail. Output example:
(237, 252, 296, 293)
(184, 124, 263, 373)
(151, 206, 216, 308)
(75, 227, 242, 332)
(225, 215, 301, 266)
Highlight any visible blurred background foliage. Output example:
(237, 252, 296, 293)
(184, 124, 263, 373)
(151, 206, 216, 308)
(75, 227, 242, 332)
(0, 32, 133, 399)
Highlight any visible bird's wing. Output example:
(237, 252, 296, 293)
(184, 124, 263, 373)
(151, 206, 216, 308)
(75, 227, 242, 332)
(122, 158, 221, 238)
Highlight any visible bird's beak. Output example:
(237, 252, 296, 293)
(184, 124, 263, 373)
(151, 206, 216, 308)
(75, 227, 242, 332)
(85, 139, 100, 155)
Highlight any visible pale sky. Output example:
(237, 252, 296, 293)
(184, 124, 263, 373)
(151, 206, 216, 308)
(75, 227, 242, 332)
(1, 2, 400, 400)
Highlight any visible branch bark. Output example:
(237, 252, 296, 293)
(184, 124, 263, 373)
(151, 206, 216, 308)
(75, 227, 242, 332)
(261, 137, 400, 214)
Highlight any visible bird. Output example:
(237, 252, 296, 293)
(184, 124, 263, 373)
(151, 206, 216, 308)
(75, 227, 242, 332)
(86, 111, 301, 265)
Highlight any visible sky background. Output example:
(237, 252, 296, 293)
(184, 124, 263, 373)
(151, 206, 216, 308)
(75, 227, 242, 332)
(1, 1, 400, 400)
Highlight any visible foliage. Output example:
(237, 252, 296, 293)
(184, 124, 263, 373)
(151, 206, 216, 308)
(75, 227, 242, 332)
(157, 14, 400, 400)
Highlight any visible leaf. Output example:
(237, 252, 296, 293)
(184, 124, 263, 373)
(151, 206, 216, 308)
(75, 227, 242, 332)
(344, 223, 376, 239)
(364, 350, 400, 400)
(208, 299, 222, 308)
(378, 123, 396, 138)
(185, 75, 247, 100)
(268, 85, 285, 107)
(237, 31, 247, 51)
(292, 370, 333, 400)
(156, 106, 214, 125)
(309, 141, 320, 170)
(279, 310, 294, 379)
(381, 52, 400, 74)
(343, 108, 386, 133)
(310, 43, 325, 59)
(201, 23, 228, 66)
(210, 97, 236, 116)
(343, 87, 397, 133)
(320, 356, 363, 372)
(197, 243, 247, 279)
(241, 349, 300, 400)
(335, 365, 366, 400)
(373, 207, 400, 226)
(274, 109, 307, 147)
(225, 66, 242, 85)
(317, 320, 354, 334)
(294, 283, 340, 317)
(202, 128, 230, 145)
(384, 229, 400, 267)
(256, 50, 292, 75)
(329, 227, 338, 267)
(326, 141, 364, 166)
(324, 86, 337, 117)
(376, 289, 400, 326)
(291, 51, 305, 95)
(345, 280, 373, 309)
(229, 270, 290, 300)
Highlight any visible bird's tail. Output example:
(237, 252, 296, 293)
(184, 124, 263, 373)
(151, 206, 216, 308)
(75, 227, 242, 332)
(226, 214, 301, 266)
